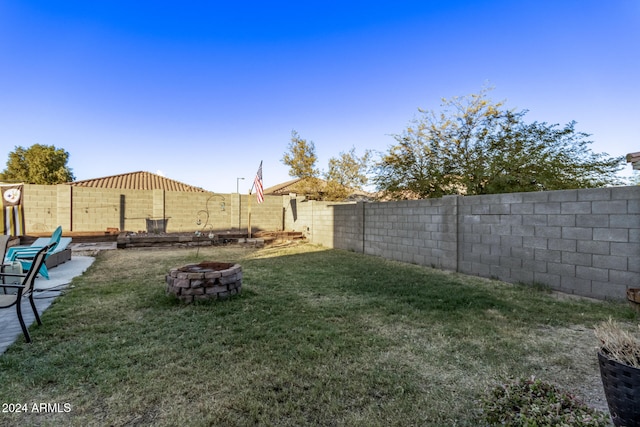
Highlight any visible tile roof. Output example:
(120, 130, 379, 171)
(69, 171, 207, 192)
(263, 178, 305, 195)
(264, 177, 374, 200)
(627, 152, 640, 170)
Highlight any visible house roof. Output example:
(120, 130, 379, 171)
(69, 171, 207, 192)
(263, 178, 306, 195)
(627, 152, 640, 170)
(264, 177, 374, 200)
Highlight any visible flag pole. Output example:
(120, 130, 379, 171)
(247, 160, 262, 240)
(247, 187, 252, 239)
(248, 171, 255, 239)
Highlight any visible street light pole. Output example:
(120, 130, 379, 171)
(236, 177, 244, 231)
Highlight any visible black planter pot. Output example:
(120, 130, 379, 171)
(598, 351, 640, 427)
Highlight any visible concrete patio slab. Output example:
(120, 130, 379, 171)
(0, 256, 94, 355)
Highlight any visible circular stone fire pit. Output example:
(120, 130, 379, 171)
(166, 261, 242, 303)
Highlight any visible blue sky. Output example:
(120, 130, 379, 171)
(1, 0, 638, 193)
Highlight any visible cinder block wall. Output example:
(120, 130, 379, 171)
(457, 187, 639, 300)
(361, 197, 458, 270)
(333, 202, 365, 252)
(20, 184, 284, 234)
(22, 185, 58, 233)
(164, 191, 229, 233)
(291, 186, 639, 300)
(283, 198, 336, 247)
(20, 183, 639, 300)
(247, 195, 285, 233)
(311, 202, 337, 248)
(73, 188, 147, 232)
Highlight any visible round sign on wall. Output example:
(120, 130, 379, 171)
(2, 187, 21, 205)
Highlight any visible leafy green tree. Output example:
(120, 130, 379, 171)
(322, 147, 372, 201)
(282, 133, 373, 201)
(281, 131, 325, 199)
(0, 144, 75, 184)
(281, 130, 319, 179)
(325, 147, 371, 189)
(289, 176, 325, 201)
(373, 89, 624, 199)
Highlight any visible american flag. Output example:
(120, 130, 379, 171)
(254, 161, 264, 204)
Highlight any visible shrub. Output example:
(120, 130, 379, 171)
(480, 376, 610, 426)
(594, 318, 640, 368)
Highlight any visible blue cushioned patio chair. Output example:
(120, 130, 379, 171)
(0, 244, 52, 343)
(4, 226, 62, 280)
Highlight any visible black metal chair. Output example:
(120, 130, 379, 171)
(0, 244, 53, 343)
(0, 235, 10, 288)
(0, 235, 9, 261)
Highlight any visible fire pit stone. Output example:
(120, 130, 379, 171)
(166, 261, 242, 303)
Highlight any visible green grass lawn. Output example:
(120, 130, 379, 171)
(0, 243, 635, 426)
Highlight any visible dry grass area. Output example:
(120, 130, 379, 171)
(0, 243, 635, 426)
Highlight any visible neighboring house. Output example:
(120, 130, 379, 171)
(263, 177, 374, 201)
(628, 152, 640, 171)
(69, 171, 207, 192)
(263, 178, 309, 196)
